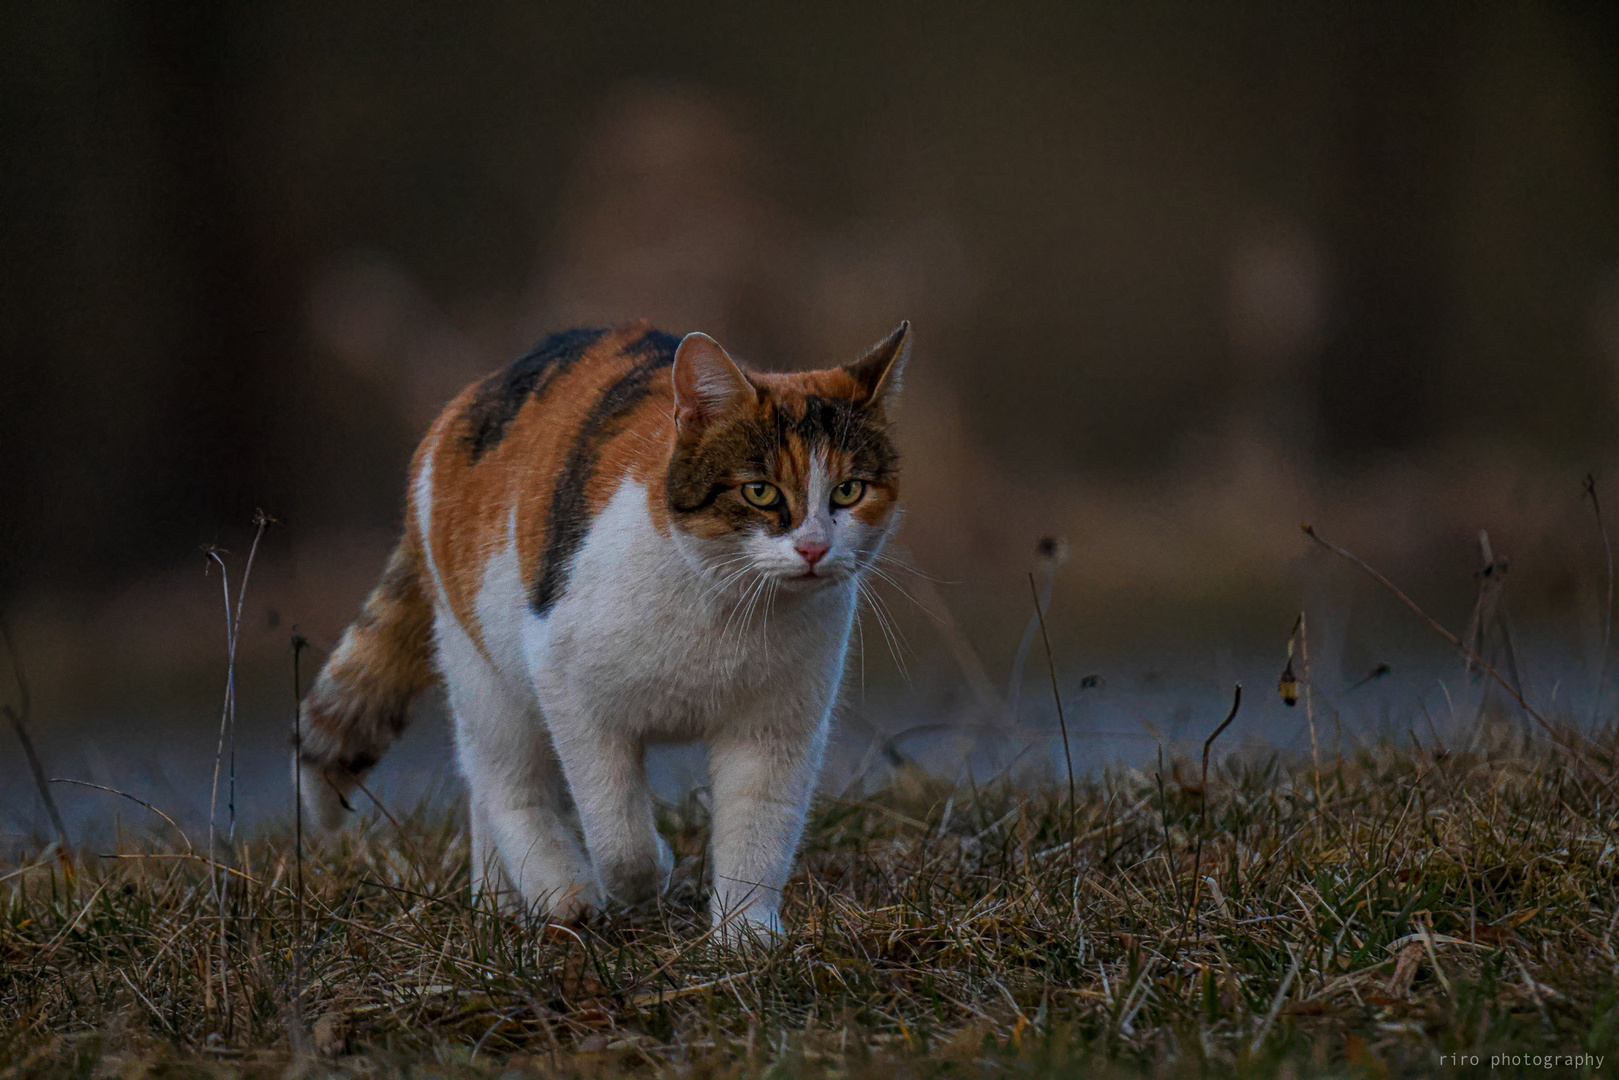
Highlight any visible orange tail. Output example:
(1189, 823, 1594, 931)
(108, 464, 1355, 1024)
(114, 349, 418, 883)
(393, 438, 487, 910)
(298, 531, 438, 828)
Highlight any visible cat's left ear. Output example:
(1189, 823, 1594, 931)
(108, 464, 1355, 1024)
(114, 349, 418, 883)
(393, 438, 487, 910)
(673, 332, 758, 435)
(843, 321, 910, 408)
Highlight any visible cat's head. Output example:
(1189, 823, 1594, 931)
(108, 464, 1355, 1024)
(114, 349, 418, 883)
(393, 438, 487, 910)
(665, 323, 909, 595)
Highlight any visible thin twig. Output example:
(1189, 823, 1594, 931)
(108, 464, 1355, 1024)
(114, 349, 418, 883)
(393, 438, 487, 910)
(1, 619, 70, 856)
(289, 631, 311, 1057)
(1003, 537, 1068, 722)
(202, 550, 230, 1021)
(1587, 475, 1613, 729)
(5, 706, 68, 856)
(1201, 684, 1244, 795)
(48, 779, 191, 854)
(1301, 524, 1571, 747)
(1468, 531, 1530, 730)
(203, 510, 269, 1035)
(1297, 612, 1320, 801)
(226, 514, 271, 859)
(1029, 571, 1075, 823)
(1181, 684, 1241, 941)
(1008, 539, 1067, 723)
(0, 857, 60, 885)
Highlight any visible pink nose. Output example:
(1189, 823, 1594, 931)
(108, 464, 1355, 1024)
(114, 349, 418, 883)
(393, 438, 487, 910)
(795, 541, 829, 567)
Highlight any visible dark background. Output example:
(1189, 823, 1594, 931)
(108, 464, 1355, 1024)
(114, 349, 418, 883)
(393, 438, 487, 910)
(4, 1, 1619, 715)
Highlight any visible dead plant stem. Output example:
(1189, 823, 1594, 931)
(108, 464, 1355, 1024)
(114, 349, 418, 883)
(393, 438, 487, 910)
(1, 619, 70, 859)
(1587, 475, 1613, 729)
(1301, 524, 1580, 752)
(1029, 572, 1075, 829)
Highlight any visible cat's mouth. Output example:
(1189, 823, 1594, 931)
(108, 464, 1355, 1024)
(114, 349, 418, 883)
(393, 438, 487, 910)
(783, 565, 842, 586)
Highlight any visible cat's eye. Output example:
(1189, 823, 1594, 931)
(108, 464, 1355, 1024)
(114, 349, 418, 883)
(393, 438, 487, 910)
(741, 481, 781, 508)
(831, 479, 866, 507)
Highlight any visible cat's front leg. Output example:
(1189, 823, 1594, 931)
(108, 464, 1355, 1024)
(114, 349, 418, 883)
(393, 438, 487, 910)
(440, 617, 598, 921)
(706, 709, 831, 943)
(544, 705, 672, 906)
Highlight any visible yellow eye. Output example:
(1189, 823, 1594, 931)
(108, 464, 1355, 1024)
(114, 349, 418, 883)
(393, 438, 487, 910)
(741, 481, 780, 508)
(831, 479, 866, 507)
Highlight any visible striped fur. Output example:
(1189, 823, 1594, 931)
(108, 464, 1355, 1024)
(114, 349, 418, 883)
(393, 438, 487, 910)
(301, 320, 910, 938)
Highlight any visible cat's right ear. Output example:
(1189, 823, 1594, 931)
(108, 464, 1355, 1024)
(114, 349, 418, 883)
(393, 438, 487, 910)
(672, 333, 757, 435)
(843, 320, 910, 408)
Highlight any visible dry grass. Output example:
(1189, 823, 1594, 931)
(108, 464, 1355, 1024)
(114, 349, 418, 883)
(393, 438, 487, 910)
(4, 724, 1618, 1079)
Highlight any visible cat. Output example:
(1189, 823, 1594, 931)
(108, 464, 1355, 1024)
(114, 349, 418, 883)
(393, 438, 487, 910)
(297, 320, 909, 942)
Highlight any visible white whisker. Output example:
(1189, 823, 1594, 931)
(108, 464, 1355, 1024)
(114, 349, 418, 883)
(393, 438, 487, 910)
(698, 557, 757, 608)
(871, 550, 957, 585)
(757, 579, 781, 675)
(860, 565, 947, 627)
(853, 597, 867, 701)
(856, 579, 911, 685)
(724, 573, 769, 646)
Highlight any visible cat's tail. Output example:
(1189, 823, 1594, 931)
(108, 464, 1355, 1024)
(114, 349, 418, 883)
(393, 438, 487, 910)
(297, 530, 438, 829)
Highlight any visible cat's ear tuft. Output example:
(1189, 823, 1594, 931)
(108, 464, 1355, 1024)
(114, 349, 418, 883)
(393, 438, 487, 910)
(844, 321, 910, 407)
(673, 332, 757, 434)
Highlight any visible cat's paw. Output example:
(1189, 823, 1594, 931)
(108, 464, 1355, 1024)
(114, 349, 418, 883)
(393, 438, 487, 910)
(598, 857, 666, 907)
(296, 759, 355, 832)
(539, 880, 601, 925)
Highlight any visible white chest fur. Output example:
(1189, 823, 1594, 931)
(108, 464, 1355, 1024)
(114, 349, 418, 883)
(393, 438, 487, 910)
(472, 479, 857, 740)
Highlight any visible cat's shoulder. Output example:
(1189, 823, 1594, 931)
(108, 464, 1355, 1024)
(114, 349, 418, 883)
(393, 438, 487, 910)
(445, 321, 681, 465)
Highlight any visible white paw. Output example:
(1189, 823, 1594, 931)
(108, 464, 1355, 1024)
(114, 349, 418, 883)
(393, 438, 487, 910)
(599, 842, 673, 906)
(540, 880, 601, 924)
(297, 760, 352, 831)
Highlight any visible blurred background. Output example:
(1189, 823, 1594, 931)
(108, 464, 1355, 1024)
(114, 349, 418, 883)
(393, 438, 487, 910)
(4, 1, 1619, 838)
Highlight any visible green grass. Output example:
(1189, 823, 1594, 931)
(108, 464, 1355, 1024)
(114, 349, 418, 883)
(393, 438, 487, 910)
(4, 723, 1618, 1079)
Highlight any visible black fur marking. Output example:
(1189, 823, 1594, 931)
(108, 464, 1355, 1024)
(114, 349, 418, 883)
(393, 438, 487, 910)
(297, 745, 381, 773)
(531, 337, 680, 614)
(666, 416, 773, 520)
(342, 752, 380, 774)
(760, 396, 897, 484)
(626, 327, 682, 362)
(461, 327, 608, 462)
(670, 482, 728, 515)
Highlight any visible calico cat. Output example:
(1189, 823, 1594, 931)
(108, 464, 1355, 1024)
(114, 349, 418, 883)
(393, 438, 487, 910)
(298, 320, 909, 941)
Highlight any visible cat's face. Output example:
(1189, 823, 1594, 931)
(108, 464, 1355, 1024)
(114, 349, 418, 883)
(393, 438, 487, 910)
(665, 324, 908, 597)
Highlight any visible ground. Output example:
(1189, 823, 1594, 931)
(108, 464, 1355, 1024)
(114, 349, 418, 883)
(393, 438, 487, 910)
(3, 722, 1616, 1079)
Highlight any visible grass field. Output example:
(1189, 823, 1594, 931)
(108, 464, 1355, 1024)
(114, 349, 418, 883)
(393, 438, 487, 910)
(3, 719, 1617, 1079)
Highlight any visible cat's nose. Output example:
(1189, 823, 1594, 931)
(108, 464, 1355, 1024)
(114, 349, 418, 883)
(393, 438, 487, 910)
(795, 541, 829, 567)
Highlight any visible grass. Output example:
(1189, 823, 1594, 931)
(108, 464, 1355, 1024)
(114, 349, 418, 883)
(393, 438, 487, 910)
(4, 720, 1618, 1080)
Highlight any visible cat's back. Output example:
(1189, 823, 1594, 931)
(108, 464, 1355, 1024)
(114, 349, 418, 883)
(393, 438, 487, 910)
(413, 321, 683, 648)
